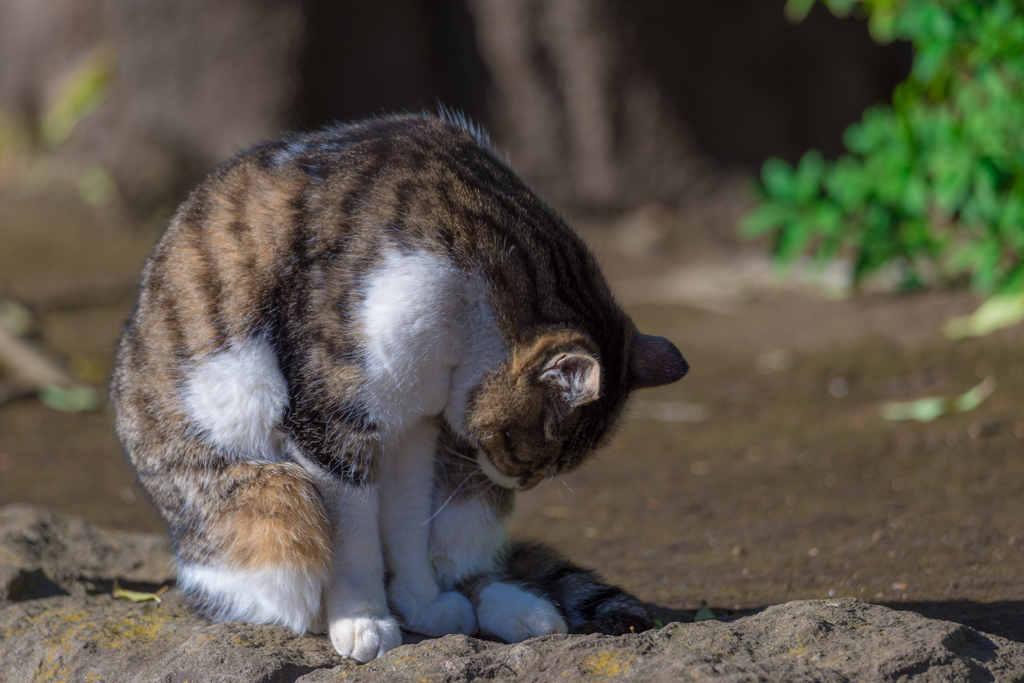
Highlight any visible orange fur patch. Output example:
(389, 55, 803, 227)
(219, 464, 331, 572)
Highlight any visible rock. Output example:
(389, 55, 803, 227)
(0, 594, 349, 682)
(0, 504, 173, 601)
(2, 505, 1023, 682)
(299, 602, 1024, 682)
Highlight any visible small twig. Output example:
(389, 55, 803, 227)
(0, 324, 75, 389)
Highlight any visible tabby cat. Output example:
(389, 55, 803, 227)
(111, 113, 687, 662)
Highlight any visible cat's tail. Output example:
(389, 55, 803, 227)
(165, 461, 333, 634)
(500, 540, 653, 636)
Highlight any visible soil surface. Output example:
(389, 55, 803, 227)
(1, 196, 1022, 645)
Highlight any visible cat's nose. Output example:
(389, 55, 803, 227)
(517, 476, 543, 491)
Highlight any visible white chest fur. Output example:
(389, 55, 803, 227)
(360, 249, 506, 437)
(362, 250, 509, 639)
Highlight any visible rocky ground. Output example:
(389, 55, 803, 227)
(2, 196, 1024, 680)
(2, 504, 1022, 682)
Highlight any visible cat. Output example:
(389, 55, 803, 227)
(111, 112, 687, 662)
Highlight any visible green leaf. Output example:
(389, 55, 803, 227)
(762, 158, 797, 202)
(879, 396, 946, 422)
(774, 218, 812, 264)
(955, 376, 996, 412)
(695, 601, 716, 622)
(739, 203, 791, 237)
(38, 384, 100, 412)
(869, 10, 898, 43)
(794, 151, 826, 202)
(40, 44, 115, 148)
(901, 171, 928, 216)
(784, 0, 817, 23)
(825, 155, 869, 210)
(931, 148, 974, 214)
(880, 377, 995, 422)
(822, 0, 855, 17)
(943, 293, 1024, 339)
(810, 201, 844, 236)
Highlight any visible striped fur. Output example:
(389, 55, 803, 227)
(112, 113, 684, 660)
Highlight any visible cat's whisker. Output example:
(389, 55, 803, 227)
(467, 481, 496, 504)
(451, 474, 495, 495)
(436, 443, 480, 465)
(457, 482, 494, 500)
(559, 477, 575, 496)
(421, 469, 477, 526)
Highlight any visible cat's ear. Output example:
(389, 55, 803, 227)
(539, 353, 602, 407)
(629, 332, 688, 390)
(538, 352, 601, 441)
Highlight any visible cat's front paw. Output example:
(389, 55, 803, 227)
(404, 591, 477, 637)
(476, 582, 568, 643)
(329, 615, 402, 662)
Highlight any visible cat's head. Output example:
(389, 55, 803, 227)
(465, 327, 687, 489)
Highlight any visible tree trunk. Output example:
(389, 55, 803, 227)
(465, 0, 706, 211)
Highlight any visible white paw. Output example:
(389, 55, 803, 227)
(329, 615, 402, 662)
(404, 591, 478, 637)
(476, 582, 568, 643)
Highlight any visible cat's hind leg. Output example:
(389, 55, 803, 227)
(173, 462, 332, 634)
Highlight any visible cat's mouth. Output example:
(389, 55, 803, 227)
(476, 452, 542, 491)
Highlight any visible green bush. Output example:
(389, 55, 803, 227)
(742, 0, 1024, 294)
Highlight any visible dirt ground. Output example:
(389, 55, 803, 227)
(1, 196, 1021, 643)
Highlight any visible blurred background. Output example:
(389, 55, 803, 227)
(0, 0, 911, 219)
(0, 0, 1021, 640)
